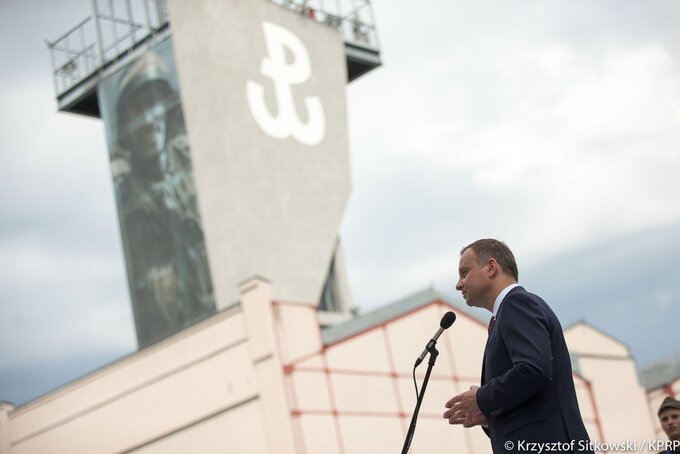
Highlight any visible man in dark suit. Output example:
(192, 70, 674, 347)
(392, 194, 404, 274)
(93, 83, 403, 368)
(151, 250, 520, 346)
(442, 239, 591, 453)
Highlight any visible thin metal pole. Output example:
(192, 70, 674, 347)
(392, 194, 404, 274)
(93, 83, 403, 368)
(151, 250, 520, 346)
(80, 24, 87, 74)
(125, 0, 135, 45)
(47, 40, 60, 96)
(335, 0, 344, 39)
(64, 33, 73, 82)
(91, 0, 105, 67)
(109, 0, 119, 57)
(366, 0, 379, 49)
(142, 0, 152, 32)
(49, 16, 91, 45)
(154, 0, 165, 27)
(401, 347, 439, 453)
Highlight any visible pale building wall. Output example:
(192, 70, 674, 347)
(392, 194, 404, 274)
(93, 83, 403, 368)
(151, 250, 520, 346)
(0, 402, 14, 454)
(572, 375, 602, 443)
(565, 323, 656, 447)
(4, 286, 665, 454)
(128, 400, 270, 453)
(239, 277, 297, 454)
(283, 302, 611, 454)
(274, 301, 324, 365)
(2, 277, 295, 454)
(280, 302, 660, 453)
(564, 324, 630, 357)
(284, 302, 515, 453)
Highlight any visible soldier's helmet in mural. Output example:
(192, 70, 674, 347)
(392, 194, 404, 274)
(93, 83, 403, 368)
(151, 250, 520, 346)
(115, 52, 184, 160)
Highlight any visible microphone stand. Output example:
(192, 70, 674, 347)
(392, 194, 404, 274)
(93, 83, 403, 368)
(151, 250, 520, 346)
(401, 343, 439, 454)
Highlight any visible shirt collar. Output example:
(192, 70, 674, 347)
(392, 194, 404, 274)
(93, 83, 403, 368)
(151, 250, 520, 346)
(492, 283, 520, 317)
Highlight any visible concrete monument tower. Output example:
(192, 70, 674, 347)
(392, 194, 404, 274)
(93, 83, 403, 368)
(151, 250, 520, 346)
(46, 0, 380, 347)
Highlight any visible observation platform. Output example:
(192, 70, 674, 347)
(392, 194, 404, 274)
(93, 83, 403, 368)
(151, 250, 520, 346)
(46, 0, 381, 117)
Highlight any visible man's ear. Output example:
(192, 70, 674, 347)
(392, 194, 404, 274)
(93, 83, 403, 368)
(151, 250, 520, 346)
(486, 258, 499, 277)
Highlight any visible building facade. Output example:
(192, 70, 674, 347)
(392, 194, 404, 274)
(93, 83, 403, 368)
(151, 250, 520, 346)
(0, 281, 667, 453)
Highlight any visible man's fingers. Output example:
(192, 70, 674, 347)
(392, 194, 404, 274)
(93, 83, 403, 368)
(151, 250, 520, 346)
(444, 393, 463, 408)
(447, 414, 467, 425)
(442, 407, 461, 419)
(443, 407, 466, 420)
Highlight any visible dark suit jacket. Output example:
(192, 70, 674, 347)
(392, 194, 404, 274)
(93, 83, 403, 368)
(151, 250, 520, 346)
(476, 286, 592, 454)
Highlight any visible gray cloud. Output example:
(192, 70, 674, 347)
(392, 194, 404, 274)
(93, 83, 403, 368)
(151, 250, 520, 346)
(521, 222, 680, 367)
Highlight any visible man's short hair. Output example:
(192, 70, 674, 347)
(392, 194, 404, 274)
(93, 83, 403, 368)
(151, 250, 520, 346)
(658, 397, 680, 416)
(462, 239, 519, 281)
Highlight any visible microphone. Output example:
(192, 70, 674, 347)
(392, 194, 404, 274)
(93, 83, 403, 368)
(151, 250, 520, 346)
(414, 311, 456, 367)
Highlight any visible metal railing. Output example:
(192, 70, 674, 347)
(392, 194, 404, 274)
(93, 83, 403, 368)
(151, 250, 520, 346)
(46, 0, 169, 98)
(271, 0, 380, 50)
(46, 0, 379, 99)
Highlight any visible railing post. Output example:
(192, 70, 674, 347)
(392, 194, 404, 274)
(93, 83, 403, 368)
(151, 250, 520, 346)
(155, 0, 167, 25)
(46, 40, 60, 97)
(109, 0, 119, 57)
(125, 0, 135, 45)
(80, 24, 88, 75)
(91, 0, 105, 67)
(366, 0, 379, 48)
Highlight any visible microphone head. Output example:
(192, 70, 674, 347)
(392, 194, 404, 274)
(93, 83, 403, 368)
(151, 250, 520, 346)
(440, 311, 456, 329)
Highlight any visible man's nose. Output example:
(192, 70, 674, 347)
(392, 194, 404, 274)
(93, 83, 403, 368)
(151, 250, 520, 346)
(455, 281, 463, 291)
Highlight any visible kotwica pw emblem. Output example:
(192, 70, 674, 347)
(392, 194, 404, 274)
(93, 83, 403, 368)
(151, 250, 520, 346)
(246, 22, 325, 146)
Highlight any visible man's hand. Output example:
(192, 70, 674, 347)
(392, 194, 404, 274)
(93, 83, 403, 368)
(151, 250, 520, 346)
(443, 386, 487, 428)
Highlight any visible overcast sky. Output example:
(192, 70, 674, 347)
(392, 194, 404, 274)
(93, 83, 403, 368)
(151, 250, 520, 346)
(1, 0, 680, 406)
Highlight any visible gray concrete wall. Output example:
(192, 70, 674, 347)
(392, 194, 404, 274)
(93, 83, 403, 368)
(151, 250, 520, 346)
(168, 0, 351, 310)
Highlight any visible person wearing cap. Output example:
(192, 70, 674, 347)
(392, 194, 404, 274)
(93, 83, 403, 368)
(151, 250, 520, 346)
(658, 397, 680, 454)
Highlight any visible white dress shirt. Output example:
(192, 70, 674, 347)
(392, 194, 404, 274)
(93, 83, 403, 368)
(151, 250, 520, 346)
(492, 283, 520, 318)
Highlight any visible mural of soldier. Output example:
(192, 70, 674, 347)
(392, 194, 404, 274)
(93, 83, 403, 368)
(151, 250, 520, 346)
(100, 40, 215, 347)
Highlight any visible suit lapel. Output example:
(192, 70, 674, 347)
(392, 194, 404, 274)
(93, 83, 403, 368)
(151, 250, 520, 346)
(480, 287, 524, 386)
